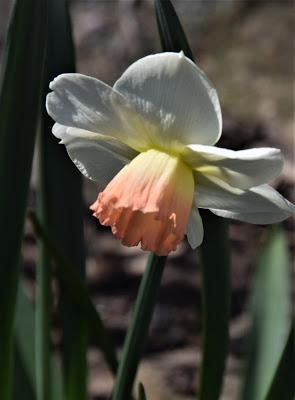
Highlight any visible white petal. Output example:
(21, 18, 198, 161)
(46, 73, 149, 151)
(184, 145, 283, 189)
(186, 205, 204, 249)
(196, 175, 295, 224)
(114, 52, 222, 147)
(53, 124, 134, 187)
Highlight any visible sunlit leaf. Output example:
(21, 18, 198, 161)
(265, 322, 295, 400)
(240, 226, 291, 400)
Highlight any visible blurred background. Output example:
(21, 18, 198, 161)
(1, 0, 294, 399)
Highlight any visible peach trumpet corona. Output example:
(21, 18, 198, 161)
(90, 149, 194, 255)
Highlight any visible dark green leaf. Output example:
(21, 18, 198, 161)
(138, 382, 147, 400)
(36, 224, 52, 400)
(14, 283, 64, 400)
(155, 0, 194, 60)
(15, 285, 36, 391)
(111, 254, 166, 400)
(240, 227, 291, 400)
(13, 342, 35, 400)
(265, 322, 295, 400)
(0, 1, 47, 398)
(199, 212, 230, 400)
(38, 1, 87, 399)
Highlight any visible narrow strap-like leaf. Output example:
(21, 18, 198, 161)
(35, 237, 52, 400)
(13, 342, 35, 400)
(155, 0, 194, 60)
(265, 322, 295, 400)
(240, 226, 291, 400)
(15, 283, 64, 400)
(0, 1, 47, 399)
(138, 382, 147, 400)
(38, 1, 88, 399)
(154, 2, 230, 399)
(111, 254, 166, 400)
(199, 212, 230, 399)
(29, 211, 118, 375)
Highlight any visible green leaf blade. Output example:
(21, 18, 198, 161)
(29, 212, 118, 376)
(265, 322, 295, 400)
(199, 212, 230, 400)
(240, 227, 291, 400)
(39, 1, 87, 399)
(138, 382, 147, 400)
(13, 342, 36, 400)
(15, 283, 64, 400)
(0, 1, 47, 398)
(35, 241, 52, 400)
(155, 0, 194, 60)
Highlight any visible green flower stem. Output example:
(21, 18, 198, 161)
(111, 254, 166, 400)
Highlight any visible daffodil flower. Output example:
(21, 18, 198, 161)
(46, 52, 294, 256)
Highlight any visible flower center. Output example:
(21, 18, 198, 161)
(90, 149, 194, 255)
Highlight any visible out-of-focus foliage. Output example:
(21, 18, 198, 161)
(30, 212, 118, 375)
(0, 1, 47, 399)
(14, 284, 64, 400)
(240, 227, 291, 400)
(266, 322, 295, 400)
(37, 1, 86, 399)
